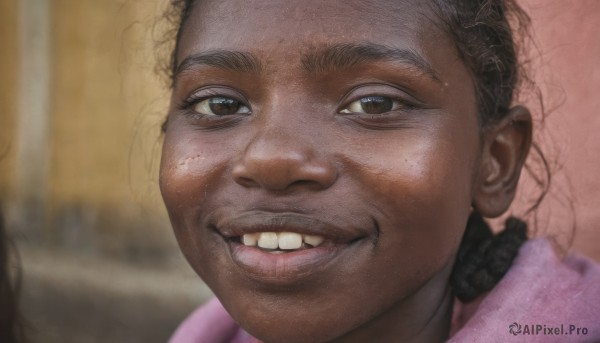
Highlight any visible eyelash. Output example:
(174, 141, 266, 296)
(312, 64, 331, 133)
(339, 95, 416, 116)
(180, 91, 251, 118)
(178, 87, 420, 121)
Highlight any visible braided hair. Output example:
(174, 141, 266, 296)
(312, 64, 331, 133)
(430, 0, 543, 302)
(451, 212, 527, 302)
(162, 0, 547, 302)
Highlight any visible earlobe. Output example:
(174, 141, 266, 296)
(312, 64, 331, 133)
(473, 106, 533, 217)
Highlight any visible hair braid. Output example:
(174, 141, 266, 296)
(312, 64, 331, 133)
(450, 212, 528, 302)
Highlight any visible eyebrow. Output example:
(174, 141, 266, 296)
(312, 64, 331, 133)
(302, 42, 439, 81)
(175, 42, 439, 82)
(175, 50, 263, 76)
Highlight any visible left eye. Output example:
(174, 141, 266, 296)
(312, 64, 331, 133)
(193, 97, 251, 116)
(340, 96, 400, 114)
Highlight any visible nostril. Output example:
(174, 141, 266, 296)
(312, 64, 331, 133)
(232, 164, 261, 188)
(303, 164, 338, 189)
(235, 175, 260, 188)
(288, 179, 331, 191)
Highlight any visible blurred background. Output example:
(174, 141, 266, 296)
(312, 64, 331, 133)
(1, 1, 211, 342)
(0, 0, 598, 342)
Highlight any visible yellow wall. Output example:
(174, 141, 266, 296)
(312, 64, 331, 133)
(2, 0, 177, 261)
(0, 0, 18, 197)
(49, 0, 167, 208)
(47, 0, 173, 258)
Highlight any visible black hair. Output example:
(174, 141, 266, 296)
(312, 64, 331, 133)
(161, 0, 549, 303)
(451, 212, 527, 302)
(429, 0, 546, 302)
(431, 0, 531, 127)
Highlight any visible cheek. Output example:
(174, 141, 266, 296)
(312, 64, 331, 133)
(346, 123, 479, 279)
(159, 131, 230, 270)
(159, 126, 236, 210)
(159, 136, 212, 219)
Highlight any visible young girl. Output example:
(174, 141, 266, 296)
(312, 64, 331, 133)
(158, 0, 600, 341)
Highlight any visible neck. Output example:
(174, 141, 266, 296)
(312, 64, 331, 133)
(330, 261, 455, 343)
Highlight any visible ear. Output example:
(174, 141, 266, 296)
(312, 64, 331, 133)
(473, 106, 533, 218)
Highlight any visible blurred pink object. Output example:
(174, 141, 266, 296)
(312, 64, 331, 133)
(449, 238, 600, 342)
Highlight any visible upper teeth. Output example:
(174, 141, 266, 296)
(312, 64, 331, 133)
(242, 232, 324, 249)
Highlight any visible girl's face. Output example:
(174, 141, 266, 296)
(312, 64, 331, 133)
(161, 0, 485, 341)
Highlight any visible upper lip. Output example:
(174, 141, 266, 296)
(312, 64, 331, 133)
(213, 211, 366, 244)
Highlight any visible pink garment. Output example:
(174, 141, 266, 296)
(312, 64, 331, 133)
(448, 238, 600, 342)
(170, 238, 600, 343)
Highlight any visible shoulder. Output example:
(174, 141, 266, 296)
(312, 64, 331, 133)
(450, 238, 600, 342)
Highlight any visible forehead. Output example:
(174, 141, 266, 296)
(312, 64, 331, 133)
(178, 0, 444, 61)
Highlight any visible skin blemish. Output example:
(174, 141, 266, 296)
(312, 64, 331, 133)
(177, 154, 206, 167)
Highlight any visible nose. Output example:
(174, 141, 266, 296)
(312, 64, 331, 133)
(232, 129, 337, 192)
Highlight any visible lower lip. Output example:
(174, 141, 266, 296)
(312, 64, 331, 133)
(227, 241, 346, 286)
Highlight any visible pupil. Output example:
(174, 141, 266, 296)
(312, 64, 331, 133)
(209, 97, 240, 115)
(360, 96, 393, 114)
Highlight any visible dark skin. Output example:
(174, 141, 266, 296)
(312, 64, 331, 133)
(160, 0, 532, 342)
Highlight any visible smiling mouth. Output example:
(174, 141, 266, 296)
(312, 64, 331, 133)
(213, 211, 369, 285)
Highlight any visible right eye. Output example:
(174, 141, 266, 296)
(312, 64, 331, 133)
(340, 96, 400, 115)
(193, 97, 251, 116)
